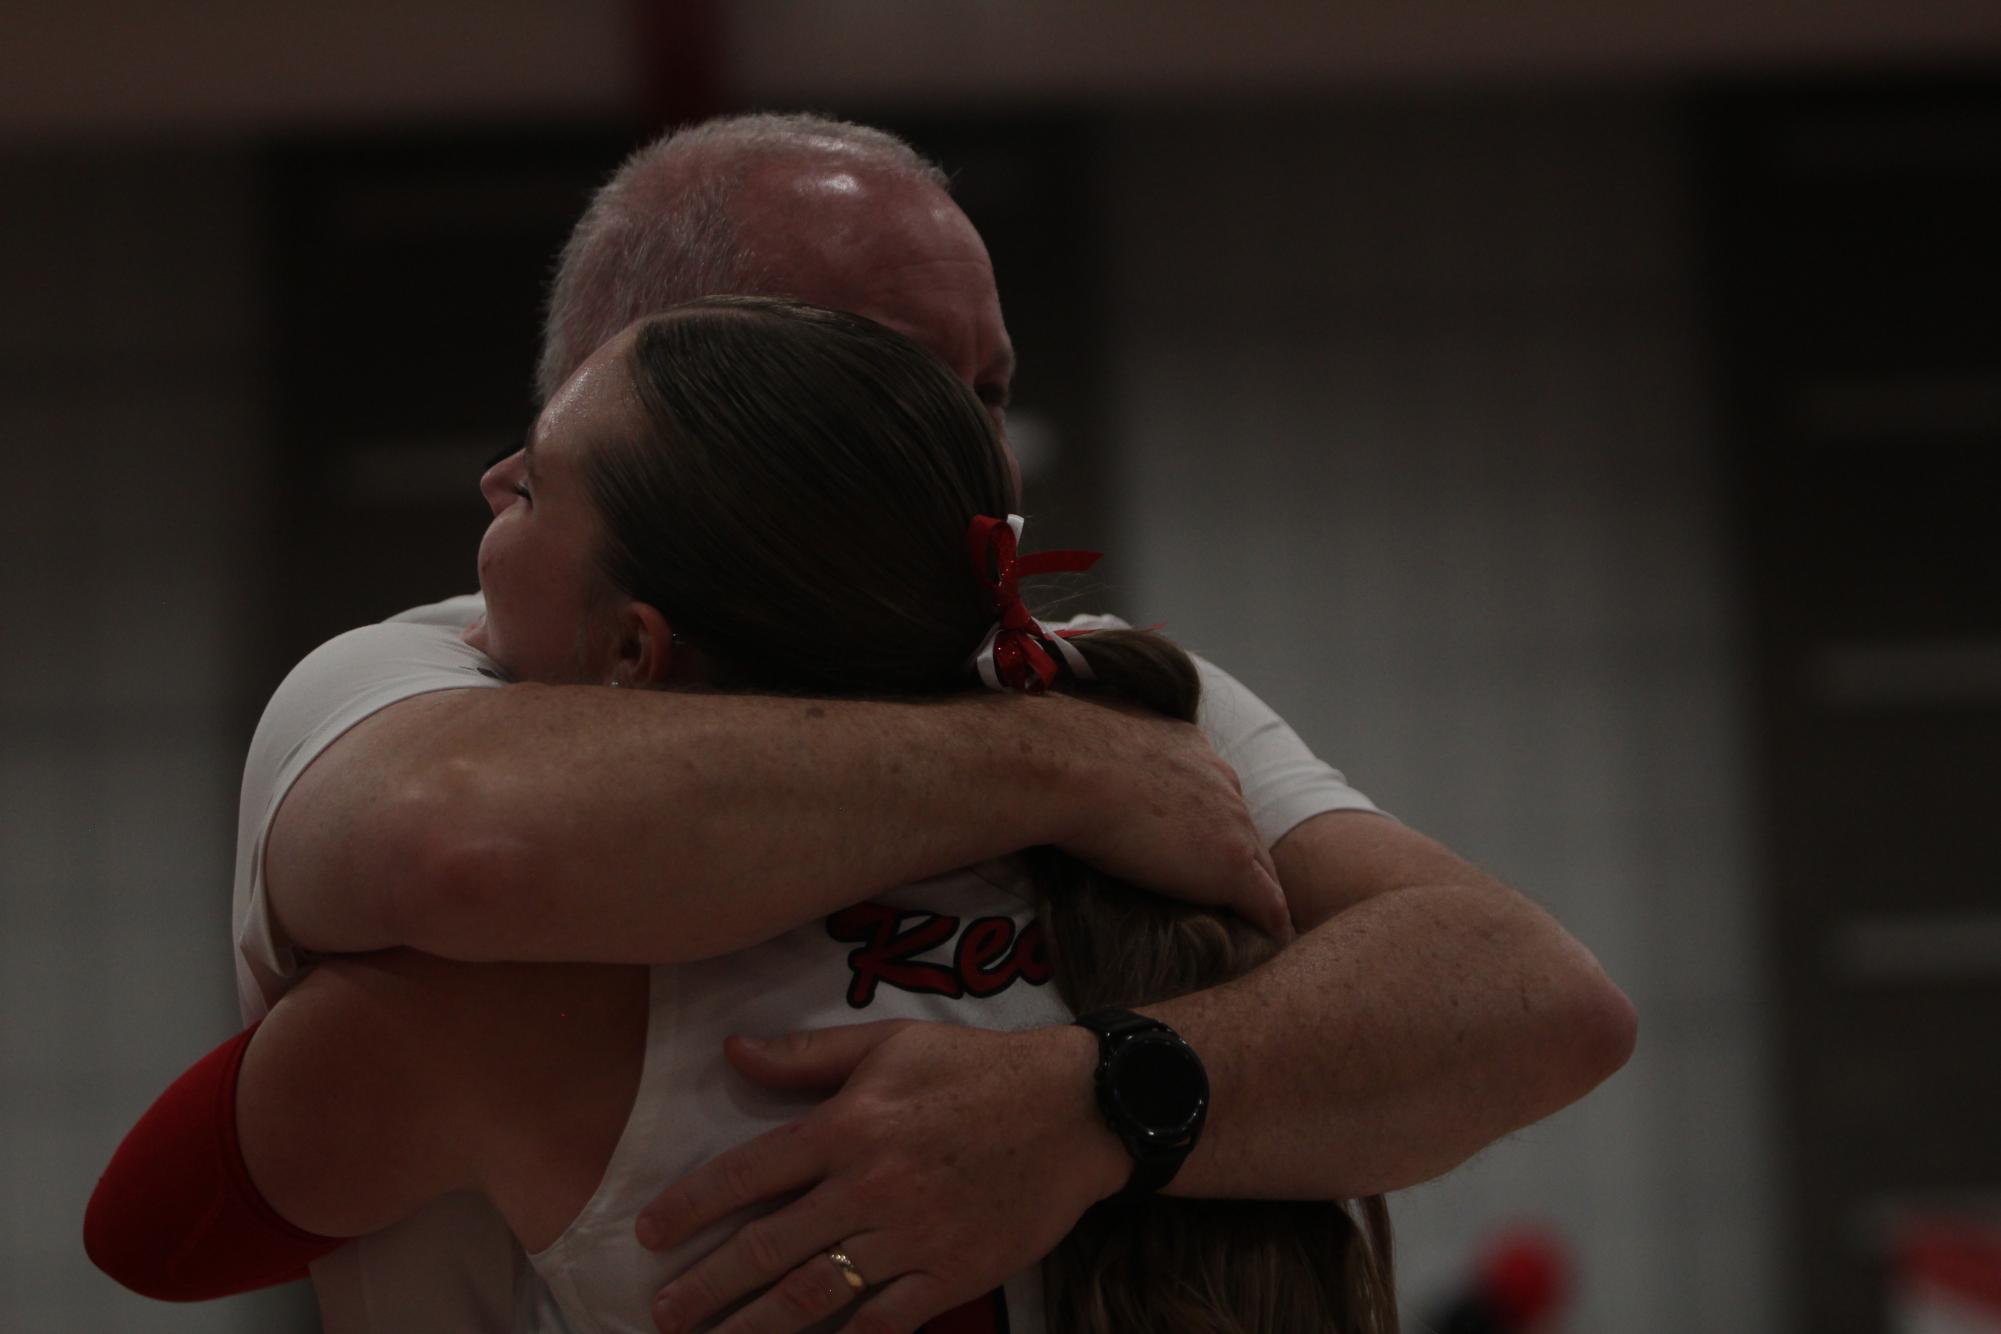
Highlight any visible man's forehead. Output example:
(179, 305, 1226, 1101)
(772, 164, 870, 205)
(733, 166, 1011, 377)
(740, 163, 961, 268)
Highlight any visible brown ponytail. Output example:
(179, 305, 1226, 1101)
(591, 295, 1394, 1334)
(1034, 631, 1398, 1334)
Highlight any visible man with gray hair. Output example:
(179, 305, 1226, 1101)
(538, 116, 959, 406)
(233, 112, 1635, 1333)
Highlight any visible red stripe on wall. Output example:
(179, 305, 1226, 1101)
(920, 1287, 1009, 1334)
(631, 0, 727, 127)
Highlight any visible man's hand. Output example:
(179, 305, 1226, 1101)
(638, 1020, 1121, 1334)
(1049, 698, 1290, 939)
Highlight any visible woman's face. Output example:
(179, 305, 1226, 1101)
(461, 332, 641, 683)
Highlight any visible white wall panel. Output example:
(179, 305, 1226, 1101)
(0, 150, 308, 1332)
(1099, 96, 1778, 1331)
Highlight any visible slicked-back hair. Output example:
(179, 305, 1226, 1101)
(583, 296, 1397, 1334)
(537, 112, 950, 404)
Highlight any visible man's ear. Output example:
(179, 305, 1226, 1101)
(611, 601, 679, 688)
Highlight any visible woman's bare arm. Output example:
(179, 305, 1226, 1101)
(87, 952, 642, 1301)
(236, 953, 643, 1248)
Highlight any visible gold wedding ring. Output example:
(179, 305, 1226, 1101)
(827, 1249, 868, 1292)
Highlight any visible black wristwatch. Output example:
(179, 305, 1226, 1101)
(1074, 1008, 1210, 1199)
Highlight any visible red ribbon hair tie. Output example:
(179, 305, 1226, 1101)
(965, 514, 1102, 692)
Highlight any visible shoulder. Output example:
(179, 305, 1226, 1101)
(1040, 612, 1277, 735)
(272, 952, 511, 1074)
(303, 954, 645, 1244)
(1048, 611, 1384, 841)
(248, 623, 504, 796)
(240, 622, 506, 922)
(236, 623, 505, 1008)
(270, 953, 642, 1148)
(382, 592, 486, 629)
(241, 952, 642, 1241)
(269, 620, 505, 715)
(246, 618, 506, 837)
(287, 952, 628, 1052)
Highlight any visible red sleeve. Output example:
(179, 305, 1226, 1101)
(85, 1023, 345, 1301)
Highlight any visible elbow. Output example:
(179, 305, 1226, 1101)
(1547, 952, 1639, 1104)
(1485, 889, 1641, 1123)
(1577, 973, 1640, 1087)
(373, 759, 533, 961)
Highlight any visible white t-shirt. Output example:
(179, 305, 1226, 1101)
(229, 593, 1379, 1333)
(533, 860, 1067, 1334)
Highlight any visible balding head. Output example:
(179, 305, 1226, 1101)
(537, 113, 961, 403)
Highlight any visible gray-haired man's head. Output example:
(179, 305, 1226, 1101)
(538, 112, 1014, 440)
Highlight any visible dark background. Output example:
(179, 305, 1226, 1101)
(5, 5, 1998, 1331)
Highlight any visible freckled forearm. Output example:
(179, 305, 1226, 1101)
(1136, 883, 1633, 1200)
(396, 685, 1099, 963)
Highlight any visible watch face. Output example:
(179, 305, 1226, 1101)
(1111, 1032, 1209, 1137)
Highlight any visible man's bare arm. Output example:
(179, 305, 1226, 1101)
(639, 810, 1635, 1334)
(266, 684, 1282, 963)
(1147, 809, 1635, 1197)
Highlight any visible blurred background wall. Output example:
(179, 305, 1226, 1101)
(4, 4, 1998, 1332)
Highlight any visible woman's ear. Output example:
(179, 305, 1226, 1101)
(610, 601, 679, 688)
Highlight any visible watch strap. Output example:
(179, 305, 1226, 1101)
(1074, 1007, 1208, 1199)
